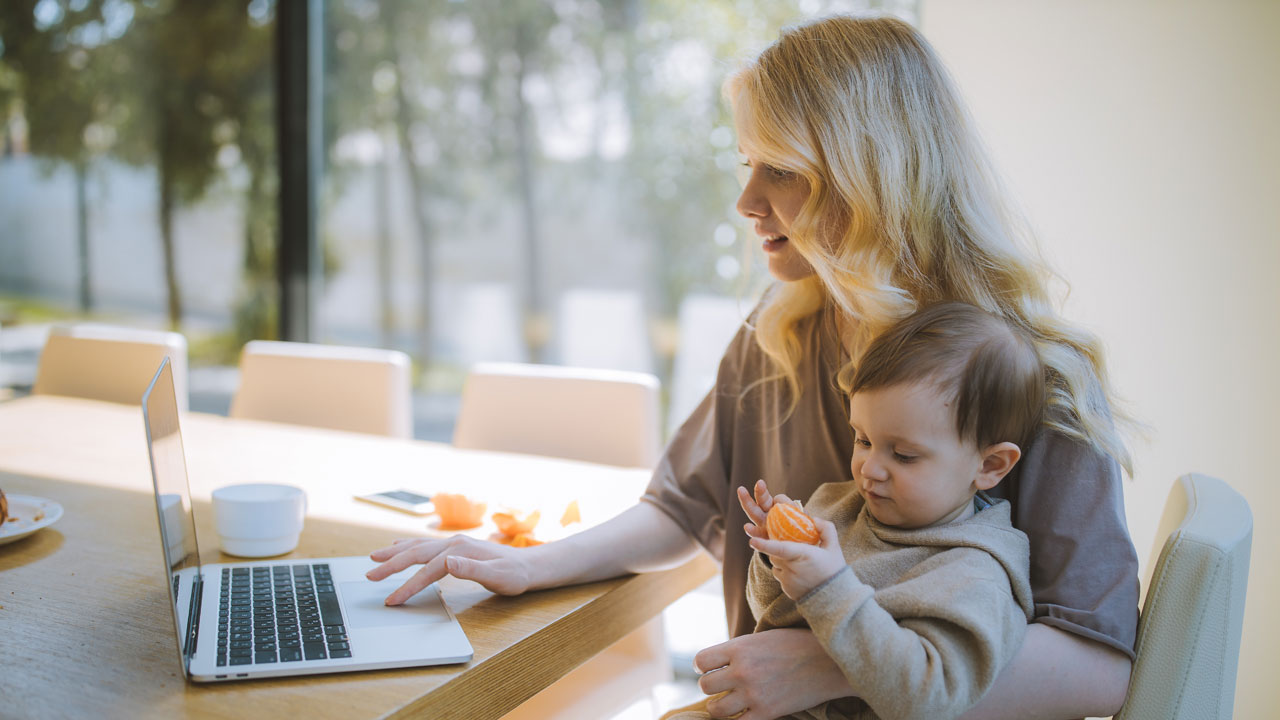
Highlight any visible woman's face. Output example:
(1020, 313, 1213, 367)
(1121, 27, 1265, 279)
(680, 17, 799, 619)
(736, 149, 816, 282)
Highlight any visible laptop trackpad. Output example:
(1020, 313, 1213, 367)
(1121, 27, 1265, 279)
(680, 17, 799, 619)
(340, 581, 452, 629)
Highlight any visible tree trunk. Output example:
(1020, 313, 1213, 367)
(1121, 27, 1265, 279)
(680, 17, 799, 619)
(159, 181, 181, 329)
(74, 160, 92, 313)
(385, 9, 435, 372)
(376, 128, 395, 349)
(235, 139, 274, 346)
(393, 72, 435, 371)
(513, 21, 543, 362)
(157, 140, 182, 330)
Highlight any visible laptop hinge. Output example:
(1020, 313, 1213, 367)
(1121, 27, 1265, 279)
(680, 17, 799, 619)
(183, 574, 203, 660)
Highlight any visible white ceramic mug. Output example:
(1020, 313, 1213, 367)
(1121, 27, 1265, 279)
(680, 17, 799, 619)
(211, 483, 307, 558)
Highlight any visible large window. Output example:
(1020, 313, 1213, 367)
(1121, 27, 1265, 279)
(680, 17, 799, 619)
(0, 0, 278, 409)
(1, 0, 915, 436)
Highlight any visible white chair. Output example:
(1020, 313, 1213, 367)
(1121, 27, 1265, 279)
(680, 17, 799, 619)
(453, 361, 670, 720)
(229, 340, 413, 438)
(32, 323, 189, 410)
(453, 362, 661, 469)
(1115, 473, 1252, 720)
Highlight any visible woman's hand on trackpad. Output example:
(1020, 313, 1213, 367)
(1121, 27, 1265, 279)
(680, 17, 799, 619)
(367, 535, 533, 604)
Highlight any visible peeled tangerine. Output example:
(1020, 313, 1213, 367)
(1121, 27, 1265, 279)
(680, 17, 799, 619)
(766, 500, 820, 545)
(492, 509, 541, 537)
(433, 493, 487, 530)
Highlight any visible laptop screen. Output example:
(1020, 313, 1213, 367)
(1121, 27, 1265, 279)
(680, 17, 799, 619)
(141, 356, 202, 675)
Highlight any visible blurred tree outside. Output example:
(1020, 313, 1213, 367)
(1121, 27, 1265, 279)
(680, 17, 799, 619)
(321, 0, 914, 387)
(0, 0, 281, 351)
(0, 0, 126, 315)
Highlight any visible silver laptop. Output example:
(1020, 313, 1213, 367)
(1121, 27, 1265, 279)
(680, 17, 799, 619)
(141, 356, 473, 682)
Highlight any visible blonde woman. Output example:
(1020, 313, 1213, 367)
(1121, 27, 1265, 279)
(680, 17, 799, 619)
(368, 15, 1138, 719)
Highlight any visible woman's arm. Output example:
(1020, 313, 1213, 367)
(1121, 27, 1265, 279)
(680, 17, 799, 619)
(692, 624, 1130, 720)
(958, 623, 1131, 720)
(366, 501, 701, 603)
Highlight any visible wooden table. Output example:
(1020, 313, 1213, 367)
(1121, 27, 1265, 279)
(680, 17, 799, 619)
(0, 395, 716, 719)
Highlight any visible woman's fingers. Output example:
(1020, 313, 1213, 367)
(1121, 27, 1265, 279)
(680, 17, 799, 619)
(368, 538, 420, 562)
(367, 538, 439, 574)
(697, 664, 735, 695)
(367, 534, 534, 603)
(703, 688, 750, 719)
(382, 553, 450, 605)
(692, 639, 732, 675)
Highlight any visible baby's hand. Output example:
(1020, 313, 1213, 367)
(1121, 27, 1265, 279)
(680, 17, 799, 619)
(749, 517, 844, 600)
(738, 479, 780, 540)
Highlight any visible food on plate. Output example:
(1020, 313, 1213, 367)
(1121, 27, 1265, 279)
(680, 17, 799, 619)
(432, 493, 487, 529)
(559, 500, 581, 527)
(765, 499, 820, 545)
(0, 487, 7, 524)
(492, 509, 540, 537)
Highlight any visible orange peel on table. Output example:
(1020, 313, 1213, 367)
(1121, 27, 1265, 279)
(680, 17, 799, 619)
(559, 500, 581, 527)
(765, 500, 820, 545)
(433, 493, 487, 530)
(507, 532, 544, 548)
(492, 509, 540, 537)
(489, 531, 544, 547)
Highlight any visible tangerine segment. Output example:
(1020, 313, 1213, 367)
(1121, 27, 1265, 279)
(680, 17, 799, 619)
(492, 509, 541, 536)
(765, 501, 820, 545)
(433, 493, 487, 529)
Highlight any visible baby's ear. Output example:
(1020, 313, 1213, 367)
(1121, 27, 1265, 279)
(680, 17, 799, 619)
(974, 442, 1021, 491)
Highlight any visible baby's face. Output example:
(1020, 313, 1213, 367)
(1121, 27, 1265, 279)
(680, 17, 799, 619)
(848, 382, 985, 528)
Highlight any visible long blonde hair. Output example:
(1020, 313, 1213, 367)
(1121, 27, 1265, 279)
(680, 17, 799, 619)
(726, 15, 1133, 474)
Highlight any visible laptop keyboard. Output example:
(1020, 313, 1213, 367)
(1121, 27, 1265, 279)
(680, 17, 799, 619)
(215, 563, 349, 667)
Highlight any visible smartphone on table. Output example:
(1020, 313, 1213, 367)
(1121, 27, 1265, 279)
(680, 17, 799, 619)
(355, 489, 434, 515)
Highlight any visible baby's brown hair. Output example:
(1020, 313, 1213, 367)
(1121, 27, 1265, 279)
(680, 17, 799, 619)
(850, 302, 1046, 450)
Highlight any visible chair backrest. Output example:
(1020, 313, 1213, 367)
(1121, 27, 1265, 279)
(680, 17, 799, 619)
(452, 362, 661, 468)
(1115, 473, 1252, 720)
(33, 323, 189, 411)
(229, 340, 413, 438)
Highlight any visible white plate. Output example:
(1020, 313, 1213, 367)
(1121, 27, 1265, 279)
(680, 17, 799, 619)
(0, 495, 64, 546)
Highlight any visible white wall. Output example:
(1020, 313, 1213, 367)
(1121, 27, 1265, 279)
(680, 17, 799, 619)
(920, 0, 1280, 715)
